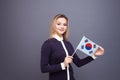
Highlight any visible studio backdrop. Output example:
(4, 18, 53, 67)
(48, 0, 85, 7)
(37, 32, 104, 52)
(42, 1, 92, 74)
(0, 0, 120, 80)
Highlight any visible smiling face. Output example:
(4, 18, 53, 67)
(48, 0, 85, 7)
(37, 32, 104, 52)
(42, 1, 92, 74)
(54, 18, 68, 37)
(50, 14, 69, 40)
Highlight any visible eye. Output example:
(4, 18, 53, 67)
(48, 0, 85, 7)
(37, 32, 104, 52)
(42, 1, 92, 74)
(57, 23, 61, 25)
(63, 23, 67, 26)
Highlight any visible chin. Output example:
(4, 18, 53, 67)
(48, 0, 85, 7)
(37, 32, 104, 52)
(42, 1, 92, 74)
(57, 31, 64, 34)
(59, 32, 65, 35)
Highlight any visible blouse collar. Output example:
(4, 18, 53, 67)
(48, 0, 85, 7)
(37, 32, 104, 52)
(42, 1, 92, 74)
(52, 34, 63, 41)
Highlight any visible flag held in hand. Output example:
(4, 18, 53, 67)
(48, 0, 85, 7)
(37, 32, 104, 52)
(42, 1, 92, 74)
(72, 36, 100, 57)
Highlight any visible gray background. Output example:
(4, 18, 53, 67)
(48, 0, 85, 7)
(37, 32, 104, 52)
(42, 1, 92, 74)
(0, 0, 120, 80)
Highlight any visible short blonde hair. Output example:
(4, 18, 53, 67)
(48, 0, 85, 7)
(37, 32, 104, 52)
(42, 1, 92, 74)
(50, 14, 69, 40)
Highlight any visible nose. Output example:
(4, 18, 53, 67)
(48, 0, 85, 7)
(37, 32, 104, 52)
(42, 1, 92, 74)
(61, 24, 66, 28)
(61, 25, 66, 30)
(59, 24, 64, 29)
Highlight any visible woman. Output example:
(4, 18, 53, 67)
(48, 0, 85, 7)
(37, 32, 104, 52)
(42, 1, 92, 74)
(41, 14, 104, 80)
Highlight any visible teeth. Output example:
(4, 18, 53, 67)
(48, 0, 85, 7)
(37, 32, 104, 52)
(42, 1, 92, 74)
(59, 29, 64, 31)
(59, 29, 63, 31)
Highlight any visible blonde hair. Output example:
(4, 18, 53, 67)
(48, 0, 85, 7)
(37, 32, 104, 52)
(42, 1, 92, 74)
(50, 14, 69, 40)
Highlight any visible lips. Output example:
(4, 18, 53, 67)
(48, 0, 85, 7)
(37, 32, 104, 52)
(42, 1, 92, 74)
(58, 28, 65, 32)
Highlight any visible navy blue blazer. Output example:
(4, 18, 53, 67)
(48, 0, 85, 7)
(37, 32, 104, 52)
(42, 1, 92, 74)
(41, 38, 94, 80)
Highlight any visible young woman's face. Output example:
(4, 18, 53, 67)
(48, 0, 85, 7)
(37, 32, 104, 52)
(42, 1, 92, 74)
(54, 17, 68, 37)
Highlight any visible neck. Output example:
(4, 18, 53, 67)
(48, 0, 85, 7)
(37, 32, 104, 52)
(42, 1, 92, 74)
(52, 34, 63, 41)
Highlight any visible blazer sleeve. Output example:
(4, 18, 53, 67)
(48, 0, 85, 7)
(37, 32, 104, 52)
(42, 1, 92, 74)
(73, 54, 94, 67)
(41, 40, 63, 73)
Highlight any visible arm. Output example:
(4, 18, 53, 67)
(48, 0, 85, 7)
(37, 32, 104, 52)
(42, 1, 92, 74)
(40, 40, 63, 73)
(73, 54, 94, 67)
(73, 46, 104, 67)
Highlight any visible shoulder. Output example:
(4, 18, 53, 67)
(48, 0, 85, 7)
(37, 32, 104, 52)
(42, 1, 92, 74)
(44, 38, 57, 43)
(41, 38, 53, 51)
(42, 38, 57, 47)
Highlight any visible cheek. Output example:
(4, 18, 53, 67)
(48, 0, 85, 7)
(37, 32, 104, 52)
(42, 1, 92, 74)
(64, 26, 68, 31)
(55, 24, 59, 29)
(54, 25, 60, 32)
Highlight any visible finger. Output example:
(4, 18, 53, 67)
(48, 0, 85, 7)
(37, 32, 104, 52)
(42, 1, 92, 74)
(99, 46, 104, 51)
(67, 56, 73, 59)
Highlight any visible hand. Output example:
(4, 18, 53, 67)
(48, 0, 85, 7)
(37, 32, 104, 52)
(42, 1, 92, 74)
(64, 56, 73, 67)
(94, 46, 104, 57)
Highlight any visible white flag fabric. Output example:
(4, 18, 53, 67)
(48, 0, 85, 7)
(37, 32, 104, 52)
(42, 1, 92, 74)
(74, 36, 99, 57)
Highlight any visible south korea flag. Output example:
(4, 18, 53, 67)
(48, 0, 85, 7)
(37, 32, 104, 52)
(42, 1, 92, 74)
(72, 36, 100, 57)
